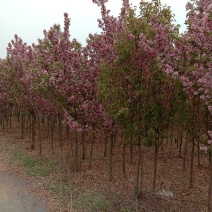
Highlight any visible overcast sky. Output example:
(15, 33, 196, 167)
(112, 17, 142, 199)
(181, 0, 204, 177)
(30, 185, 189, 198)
(0, 0, 187, 59)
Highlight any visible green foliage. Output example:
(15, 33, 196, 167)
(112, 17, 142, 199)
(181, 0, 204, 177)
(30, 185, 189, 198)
(97, 0, 180, 146)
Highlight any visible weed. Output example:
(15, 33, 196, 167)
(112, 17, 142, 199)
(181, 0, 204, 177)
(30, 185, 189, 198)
(51, 182, 70, 200)
(10, 149, 56, 177)
(75, 190, 114, 212)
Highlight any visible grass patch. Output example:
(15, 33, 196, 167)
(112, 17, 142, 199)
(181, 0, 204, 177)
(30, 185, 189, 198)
(10, 150, 56, 177)
(74, 190, 116, 212)
(51, 182, 70, 200)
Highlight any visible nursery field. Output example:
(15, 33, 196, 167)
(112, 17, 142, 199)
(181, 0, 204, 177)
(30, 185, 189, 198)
(0, 0, 211, 211)
(0, 116, 210, 212)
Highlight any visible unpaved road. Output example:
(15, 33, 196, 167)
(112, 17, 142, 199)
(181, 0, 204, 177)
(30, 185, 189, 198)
(0, 159, 46, 212)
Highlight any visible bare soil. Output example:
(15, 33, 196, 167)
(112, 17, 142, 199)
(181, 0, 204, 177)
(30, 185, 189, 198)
(0, 135, 65, 212)
(0, 156, 46, 212)
(0, 118, 210, 212)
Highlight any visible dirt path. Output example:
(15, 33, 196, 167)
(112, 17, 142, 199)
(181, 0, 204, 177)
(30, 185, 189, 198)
(0, 156, 46, 212)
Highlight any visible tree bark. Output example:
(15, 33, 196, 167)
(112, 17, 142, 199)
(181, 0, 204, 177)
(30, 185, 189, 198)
(189, 138, 195, 188)
(134, 144, 142, 198)
(109, 134, 113, 181)
(208, 154, 212, 212)
(153, 142, 159, 191)
(122, 138, 126, 177)
(30, 112, 36, 150)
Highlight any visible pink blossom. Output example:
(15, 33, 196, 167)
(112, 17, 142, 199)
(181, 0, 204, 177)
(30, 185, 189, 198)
(200, 146, 208, 153)
(208, 140, 212, 145)
(128, 33, 135, 40)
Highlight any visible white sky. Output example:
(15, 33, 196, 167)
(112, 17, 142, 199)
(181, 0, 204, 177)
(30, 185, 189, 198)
(0, 0, 187, 59)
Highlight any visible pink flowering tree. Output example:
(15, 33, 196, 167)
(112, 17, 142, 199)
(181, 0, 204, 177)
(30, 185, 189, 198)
(33, 13, 108, 162)
(0, 59, 13, 129)
(90, 0, 180, 192)
(161, 0, 211, 209)
(162, 0, 211, 160)
(5, 35, 41, 148)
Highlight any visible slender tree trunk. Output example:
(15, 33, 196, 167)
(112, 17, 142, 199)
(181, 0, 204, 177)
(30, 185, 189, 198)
(30, 113, 36, 150)
(5, 111, 9, 132)
(51, 116, 54, 154)
(47, 115, 50, 138)
(37, 114, 42, 155)
(118, 132, 124, 147)
(189, 138, 195, 188)
(9, 104, 12, 129)
(206, 109, 211, 211)
(176, 127, 179, 149)
(109, 134, 113, 181)
(82, 128, 86, 161)
(74, 131, 79, 171)
(58, 114, 63, 151)
(113, 134, 116, 147)
(66, 124, 70, 139)
(153, 142, 159, 191)
(122, 138, 126, 177)
(104, 136, 108, 157)
(130, 121, 133, 162)
(197, 139, 201, 167)
(16, 107, 20, 123)
(2, 115, 5, 130)
(179, 129, 183, 159)
(169, 137, 173, 158)
(161, 136, 164, 152)
(208, 154, 212, 212)
(42, 113, 45, 124)
(89, 123, 95, 168)
(183, 130, 189, 169)
(130, 143, 133, 162)
(134, 144, 142, 198)
(21, 113, 25, 139)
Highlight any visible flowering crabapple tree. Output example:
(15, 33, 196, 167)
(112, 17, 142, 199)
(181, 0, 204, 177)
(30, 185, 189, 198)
(6, 35, 42, 149)
(90, 0, 180, 192)
(161, 0, 211, 209)
(0, 59, 12, 129)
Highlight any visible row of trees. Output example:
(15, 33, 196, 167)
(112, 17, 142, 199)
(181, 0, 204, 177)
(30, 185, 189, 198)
(0, 0, 211, 210)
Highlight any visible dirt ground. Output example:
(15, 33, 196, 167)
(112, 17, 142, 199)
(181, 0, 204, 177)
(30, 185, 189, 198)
(0, 134, 66, 212)
(0, 154, 46, 212)
(0, 120, 210, 212)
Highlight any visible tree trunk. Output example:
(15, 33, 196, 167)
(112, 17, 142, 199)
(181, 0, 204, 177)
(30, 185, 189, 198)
(89, 123, 95, 168)
(2, 115, 5, 130)
(130, 143, 133, 162)
(51, 116, 54, 154)
(82, 128, 86, 161)
(208, 154, 212, 212)
(197, 139, 201, 167)
(130, 121, 133, 162)
(122, 138, 126, 177)
(47, 115, 50, 138)
(58, 114, 63, 151)
(153, 142, 159, 191)
(30, 113, 36, 150)
(189, 138, 195, 188)
(9, 104, 12, 129)
(74, 131, 79, 171)
(179, 129, 183, 159)
(104, 136, 108, 157)
(109, 134, 113, 181)
(66, 124, 70, 139)
(37, 115, 42, 155)
(21, 113, 25, 139)
(134, 144, 142, 198)
(183, 130, 189, 169)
